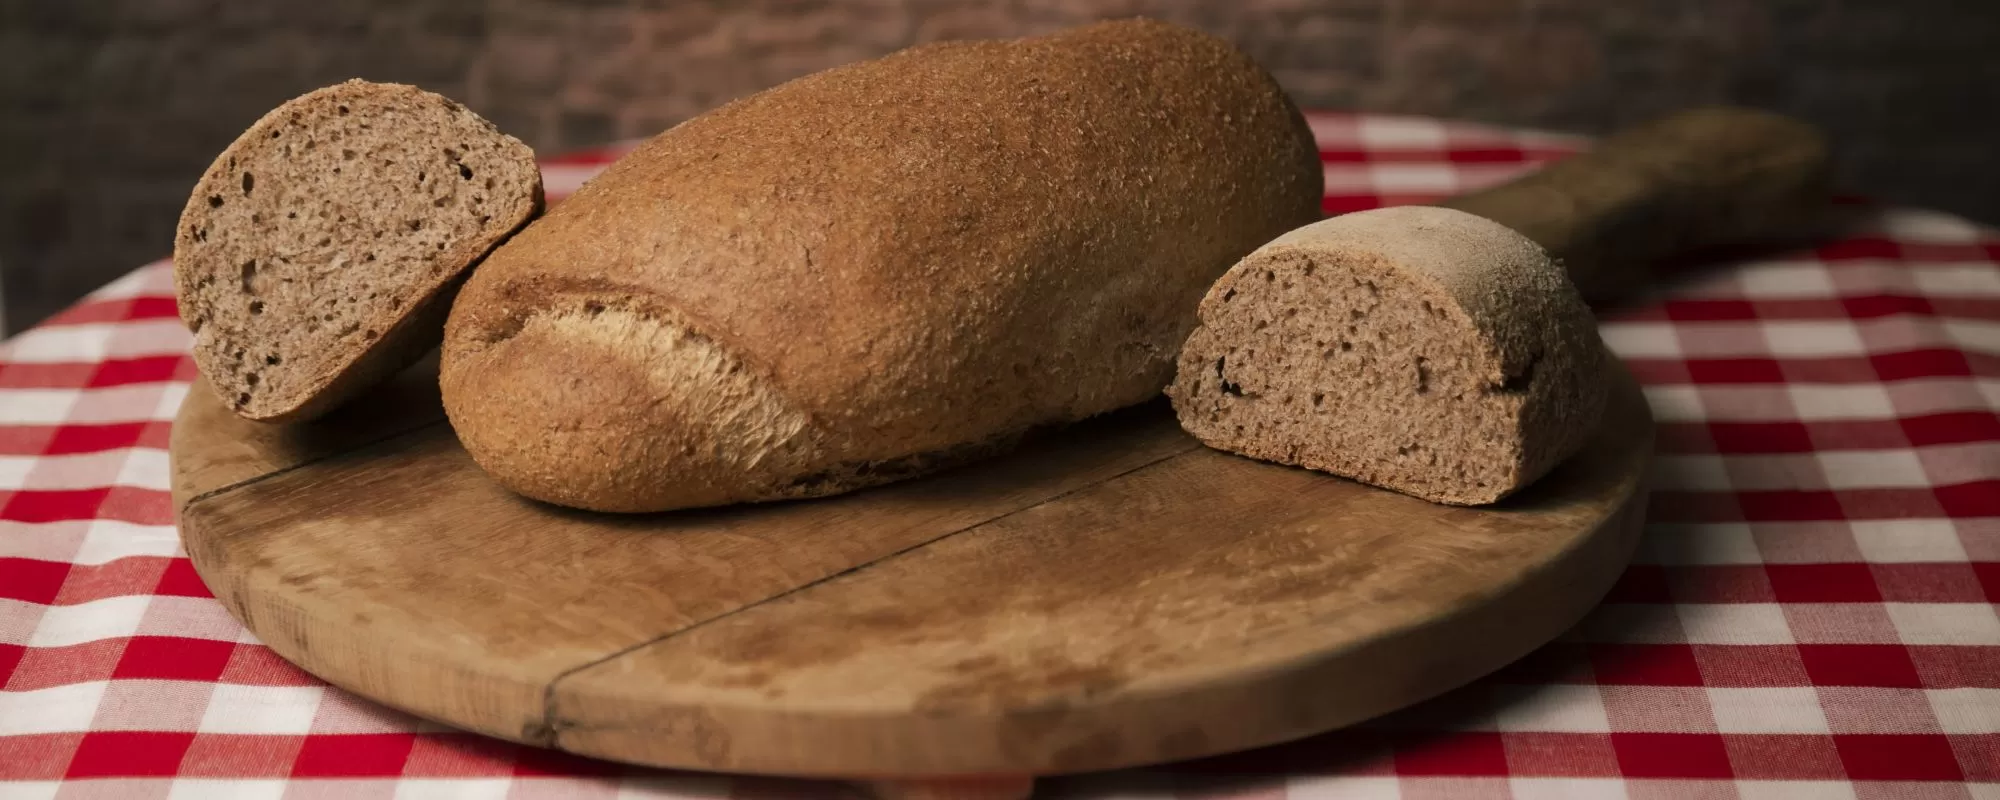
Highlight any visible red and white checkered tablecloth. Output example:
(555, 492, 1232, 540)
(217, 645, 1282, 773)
(3, 112, 1997, 799)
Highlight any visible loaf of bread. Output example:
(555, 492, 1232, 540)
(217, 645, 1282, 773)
(1166, 206, 1606, 505)
(439, 19, 1323, 513)
(173, 80, 542, 423)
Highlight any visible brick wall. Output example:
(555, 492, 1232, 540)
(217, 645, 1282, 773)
(3, 0, 1996, 332)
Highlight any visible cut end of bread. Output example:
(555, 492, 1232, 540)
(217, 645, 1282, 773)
(172, 79, 543, 423)
(442, 301, 819, 513)
(1168, 206, 1607, 505)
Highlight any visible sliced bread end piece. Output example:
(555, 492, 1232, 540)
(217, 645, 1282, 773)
(1166, 206, 1608, 505)
(172, 79, 543, 423)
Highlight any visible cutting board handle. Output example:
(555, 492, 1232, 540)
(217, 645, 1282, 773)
(1437, 106, 1833, 306)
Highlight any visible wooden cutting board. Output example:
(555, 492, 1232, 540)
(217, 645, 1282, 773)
(167, 105, 1841, 789)
(171, 350, 1652, 778)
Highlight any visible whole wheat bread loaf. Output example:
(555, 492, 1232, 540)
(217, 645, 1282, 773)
(173, 80, 542, 423)
(440, 18, 1323, 513)
(1166, 206, 1607, 505)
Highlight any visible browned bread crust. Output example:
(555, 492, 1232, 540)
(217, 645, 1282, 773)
(173, 79, 542, 423)
(1167, 206, 1607, 505)
(440, 18, 1324, 512)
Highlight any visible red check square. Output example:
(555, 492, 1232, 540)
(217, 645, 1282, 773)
(1901, 412, 2000, 446)
(1604, 566, 1673, 603)
(42, 422, 151, 455)
(1766, 564, 1882, 603)
(0, 642, 23, 686)
(154, 558, 214, 598)
(113, 636, 236, 682)
(1591, 644, 1706, 687)
(1609, 733, 1734, 779)
(1688, 358, 1788, 384)
(65, 731, 194, 777)
(1393, 732, 1509, 776)
(291, 734, 416, 777)
(1833, 733, 1965, 781)
(0, 557, 70, 604)
(1799, 644, 1924, 688)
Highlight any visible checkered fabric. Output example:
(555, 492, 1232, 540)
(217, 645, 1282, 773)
(2, 112, 1997, 799)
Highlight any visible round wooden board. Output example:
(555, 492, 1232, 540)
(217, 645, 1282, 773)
(171, 353, 1652, 778)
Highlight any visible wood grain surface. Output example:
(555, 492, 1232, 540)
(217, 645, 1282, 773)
(1439, 106, 1830, 307)
(172, 353, 1652, 777)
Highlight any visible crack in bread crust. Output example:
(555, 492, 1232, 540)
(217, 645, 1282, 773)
(436, 19, 1325, 512)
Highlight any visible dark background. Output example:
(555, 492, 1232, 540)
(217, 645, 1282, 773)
(4, 0, 1997, 333)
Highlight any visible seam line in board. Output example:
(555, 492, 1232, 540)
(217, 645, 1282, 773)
(179, 416, 449, 510)
(533, 440, 1207, 744)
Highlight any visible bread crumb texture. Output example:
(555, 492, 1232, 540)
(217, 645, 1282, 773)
(172, 79, 541, 422)
(1167, 206, 1608, 505)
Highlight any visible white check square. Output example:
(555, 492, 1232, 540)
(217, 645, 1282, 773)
(153, 382, 191, 422)
(1492, 683, 1611, 732)
(27, 595, 151, 647)
(1707, 687, 1831, 733)
(539, 165, 601, 200)
(1286, 775, 1402, 799)
(1601, 321, 1682, 358)
(611, 775, 733, 799)
(1641, 385, 1706, 421)
(1651, 455, 1734, 491)
(390, 779, 516, 800)
(1579, 603, 1684, 643)
(1880, 208, 1985, 243)
(1679, 604, 1795, 645)
(1737, 261, 1836, 298)
(1788, 384, 1895, 420)
(1638, 523, 1764, 566)
(1850, 519, 1970, 563)
(1886, 603, 2000, 645)
(1944, 319, 2000, 353)
(1356, 115, 1447, 148)
(198, 684, 325, 734)
(1926, 688, 2000, 734)
(87, 264, 167, 301)
(1763, 321, 1865, 357)
(0, 323, 117, 364)
(1367, 162, 1462, 194)
(1508, 778, 1633, 800)
(0, 388, 82, 426)
(72, 520, 182, 565)
(114, 449, 173, 491)
(0, 781, 61, 800)
(167, 780, 289, 800)
(1913, 264, 2000, 297)
(0, 681, 110, 735)
(1737, 781, 1858, 800)
(1817, 450, 1930, 489)
(102, 319, 193, 361)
